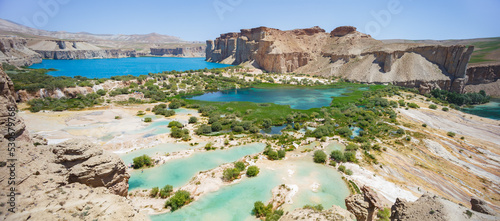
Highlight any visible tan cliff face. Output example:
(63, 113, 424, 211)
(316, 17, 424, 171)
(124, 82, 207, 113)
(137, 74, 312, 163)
(0, 37, 42, 66)
(206, 26, 475, 93)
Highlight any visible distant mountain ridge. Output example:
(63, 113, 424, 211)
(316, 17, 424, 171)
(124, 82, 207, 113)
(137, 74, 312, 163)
(0, 18, 186, 45)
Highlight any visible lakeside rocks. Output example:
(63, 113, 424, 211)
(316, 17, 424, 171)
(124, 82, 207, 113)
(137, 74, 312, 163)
(206, 26, 477, 93)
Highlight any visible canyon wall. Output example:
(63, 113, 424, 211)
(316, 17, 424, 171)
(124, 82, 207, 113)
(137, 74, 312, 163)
(150, 46, 205, 57)
(463, 64, 500, 96)
(206, 26, 477, 93)
(0, 37, 42, 66)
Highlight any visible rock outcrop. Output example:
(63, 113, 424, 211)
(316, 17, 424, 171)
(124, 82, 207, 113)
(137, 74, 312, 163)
(391, 194, 498, 221)
(279, 205, 355, 221)
(150, 46, 205, 57)
(0, 65, 29, 141)
(51, 139, 130, 196)
(0, 37, 42, 66)
(463, 64, 500, 96)
(206, 26, 475, 93)
(345, 186, 383, 221)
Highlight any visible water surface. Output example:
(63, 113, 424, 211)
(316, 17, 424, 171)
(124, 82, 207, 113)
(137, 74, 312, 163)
(30, 57, 231, 78)
(187, 87, 352, 110)
(461, 98, 500, 120)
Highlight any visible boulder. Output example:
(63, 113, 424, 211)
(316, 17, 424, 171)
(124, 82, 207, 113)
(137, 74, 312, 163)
(470, 196, 498, 216)
(51, 139, 130, 196)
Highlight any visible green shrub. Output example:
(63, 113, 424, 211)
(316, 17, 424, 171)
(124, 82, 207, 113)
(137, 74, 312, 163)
(168, 121, 183, 128)
(234, 161, 246, 171)
(246, 166, 260, 177)
(422, 123, 427, 127)
(442, 107, 449, 112)
(150, 187, 159, 197)
(345, 169, 353, 175)
(338, 165, 346, 172)
(345, 143, 358, 151)
(133, 155, 152, 169)
(408, 103, 420, 108)
(204, 142, 214, 150)
(277, 149, 286, 159)
(164, 190, 192, 211)
(159, 185, 173, 198)
(447, 131, 456, 137)
(196, 125, 212, 135)
(188, 116, 198, 124)
(344, 151, 356, 162)
(313, 150, 327, 163)
(398, 99, 406, 107)
(330, 150, 346, 162)
(233, 125, 244, 132)
(211, 122, 223, 132)
(223, 168, 240, 181)
(144, 117, 152, 123)
(429, 104, 438, 109)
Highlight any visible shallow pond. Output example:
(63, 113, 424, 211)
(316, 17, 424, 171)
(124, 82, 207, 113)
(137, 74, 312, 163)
(128, 143, 266, 190)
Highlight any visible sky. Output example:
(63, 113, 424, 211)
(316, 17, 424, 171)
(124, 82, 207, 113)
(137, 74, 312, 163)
(0, 0, 499, 41)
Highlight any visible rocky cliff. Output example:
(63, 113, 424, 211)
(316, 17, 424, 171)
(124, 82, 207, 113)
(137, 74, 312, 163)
(150, 46, 205, 57)
(0, 37, 42, 66)
(463, 64, 500, 96)
(0, 65, 29, 141)
(29, 39, 137, 59)
(206, 26, 475, 93)
(0, 66, 147, 220)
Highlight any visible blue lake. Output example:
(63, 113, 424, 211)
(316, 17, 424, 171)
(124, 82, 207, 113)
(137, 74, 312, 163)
(187, 87, 353, 110)
(29, 57, 231, 78)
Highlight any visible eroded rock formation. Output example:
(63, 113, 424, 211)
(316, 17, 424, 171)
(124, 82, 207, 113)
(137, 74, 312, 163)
(0, 65, 29, 141)
(0, 37, 42, 66)
(206, 26, 475, 93)
(51, 139, 130, 196)
(345, 186, 383, 221)
(150, 46, 205, 57)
